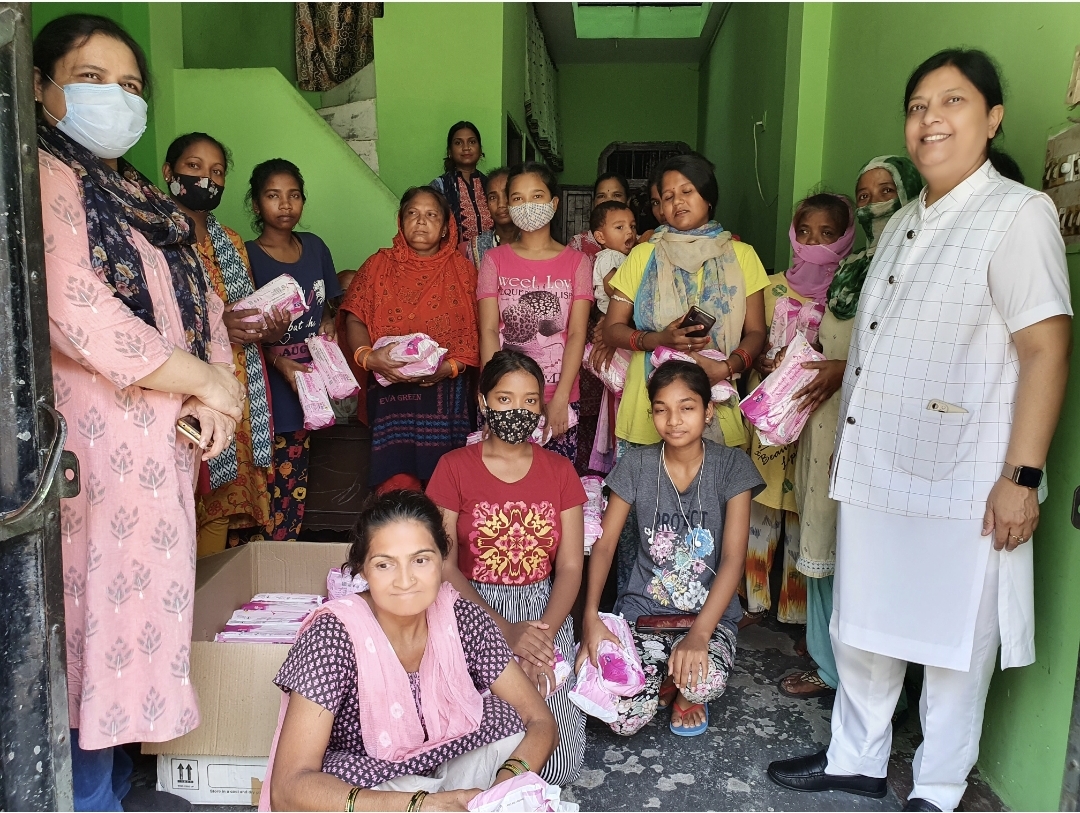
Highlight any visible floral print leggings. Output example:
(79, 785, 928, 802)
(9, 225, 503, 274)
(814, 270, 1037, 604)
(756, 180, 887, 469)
(610, 624, 737, 736)
(248, 430, 310, 541)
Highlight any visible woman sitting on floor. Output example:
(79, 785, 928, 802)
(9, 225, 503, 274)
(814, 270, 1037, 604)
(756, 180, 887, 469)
(262, 490, 557, 812)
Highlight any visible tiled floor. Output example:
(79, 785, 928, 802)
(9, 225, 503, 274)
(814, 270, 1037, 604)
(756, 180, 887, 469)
(131, 617, 1005, 812)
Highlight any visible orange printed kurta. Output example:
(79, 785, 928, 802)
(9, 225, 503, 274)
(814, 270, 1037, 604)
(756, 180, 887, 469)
(194, 229, 271, 535)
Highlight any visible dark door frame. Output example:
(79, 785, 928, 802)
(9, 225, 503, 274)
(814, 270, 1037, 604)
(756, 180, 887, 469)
(0, 3, 77, 808)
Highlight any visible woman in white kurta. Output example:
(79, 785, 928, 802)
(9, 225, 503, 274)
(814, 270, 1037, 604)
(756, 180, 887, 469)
(768, 49, 1071, 813)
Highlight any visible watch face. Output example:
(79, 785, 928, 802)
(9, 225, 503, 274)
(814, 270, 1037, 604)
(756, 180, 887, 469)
(1016, 466, 1043, 489)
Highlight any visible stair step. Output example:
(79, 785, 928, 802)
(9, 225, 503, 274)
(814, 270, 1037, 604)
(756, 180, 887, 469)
(317, 98, 377, 142)
(320, 63, 376, 106)
(346, 140, 379, 174)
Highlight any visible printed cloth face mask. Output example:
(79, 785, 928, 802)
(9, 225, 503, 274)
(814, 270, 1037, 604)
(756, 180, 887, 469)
(45, 77, 148, 159)
(483, 400, 543, 444)
(509, 200, 557, 232)
(856, 198, 901, 245)
(169, 174, 224, 211)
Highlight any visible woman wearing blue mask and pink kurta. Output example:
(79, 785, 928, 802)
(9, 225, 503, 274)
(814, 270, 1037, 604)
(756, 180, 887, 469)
(34, 13, 243, 811)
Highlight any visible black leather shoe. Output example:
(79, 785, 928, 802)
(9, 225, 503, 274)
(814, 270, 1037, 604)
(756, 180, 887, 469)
(903, 799, 941, 812)
(767, 749, 888, 798)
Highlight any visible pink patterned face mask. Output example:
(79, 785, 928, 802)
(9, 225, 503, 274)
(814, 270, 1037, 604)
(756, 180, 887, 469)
(509, 200, 556, 232)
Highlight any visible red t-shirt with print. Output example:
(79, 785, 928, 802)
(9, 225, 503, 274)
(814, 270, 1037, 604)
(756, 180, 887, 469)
(426, 443, 587, 585)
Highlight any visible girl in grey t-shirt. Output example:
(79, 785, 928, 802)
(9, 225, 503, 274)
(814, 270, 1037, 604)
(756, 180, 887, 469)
(577, 361, 763, 737)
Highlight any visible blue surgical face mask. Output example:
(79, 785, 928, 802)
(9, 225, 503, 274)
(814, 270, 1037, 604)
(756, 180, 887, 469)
(45, 77, 147, 159)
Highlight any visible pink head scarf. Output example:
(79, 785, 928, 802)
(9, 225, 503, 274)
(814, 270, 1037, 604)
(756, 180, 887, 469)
(785, 196, 855, 304)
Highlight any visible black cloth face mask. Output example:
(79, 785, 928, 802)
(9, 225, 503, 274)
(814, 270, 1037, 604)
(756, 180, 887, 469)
(168, 173, 223, 211)
(484, 403, 542, 444)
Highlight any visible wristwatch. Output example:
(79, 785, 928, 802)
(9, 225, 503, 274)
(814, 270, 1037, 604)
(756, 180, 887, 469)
(1001, 463, 1043, 489)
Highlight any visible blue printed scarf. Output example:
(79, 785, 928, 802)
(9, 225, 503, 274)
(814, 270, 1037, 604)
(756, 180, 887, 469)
(204, 215, 273, 488)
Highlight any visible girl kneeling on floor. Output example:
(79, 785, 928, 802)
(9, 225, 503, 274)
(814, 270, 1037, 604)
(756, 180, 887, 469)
(262, 491, 557, 812)
(578, 361, 763, 736)
(427, 350, 587, 785)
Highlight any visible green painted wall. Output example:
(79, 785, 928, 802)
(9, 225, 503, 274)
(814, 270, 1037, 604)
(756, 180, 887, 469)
(772, 2, 832, 270)
(173, 68, 399, 272)
(816, 3, 1080, 808)
(30, 2, 165, 177)
(697, 2, 789, 269)
(502, 2, 528, 166)
(557, 62, 699, 186)
(373, 3, 506, 197)
(180, 2, 321, 108)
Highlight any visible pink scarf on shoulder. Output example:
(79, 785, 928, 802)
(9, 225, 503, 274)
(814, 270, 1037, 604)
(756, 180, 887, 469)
(259, 583, 485, 810)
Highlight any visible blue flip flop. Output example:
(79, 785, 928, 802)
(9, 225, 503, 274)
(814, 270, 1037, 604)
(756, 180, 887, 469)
(669, 700, 708, 736)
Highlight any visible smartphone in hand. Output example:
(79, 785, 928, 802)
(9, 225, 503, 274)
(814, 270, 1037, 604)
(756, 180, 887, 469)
(678, 305, 716, 338)
(176, 416, 202, 444)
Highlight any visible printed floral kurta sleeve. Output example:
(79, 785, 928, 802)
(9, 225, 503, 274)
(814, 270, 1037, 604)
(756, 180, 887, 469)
(40, 151, 204, 749)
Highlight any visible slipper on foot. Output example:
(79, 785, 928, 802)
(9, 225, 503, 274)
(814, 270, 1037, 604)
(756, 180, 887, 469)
(778, 670, 835, 699)
(670, 700, 709, 737)
(658, 678, 678, 709)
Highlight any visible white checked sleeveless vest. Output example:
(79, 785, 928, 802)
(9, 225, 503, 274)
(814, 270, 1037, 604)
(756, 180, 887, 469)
(830, 162, 1040, 520)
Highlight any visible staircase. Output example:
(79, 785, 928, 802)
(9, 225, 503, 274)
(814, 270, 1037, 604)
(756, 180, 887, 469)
(316, 62, 380, 175)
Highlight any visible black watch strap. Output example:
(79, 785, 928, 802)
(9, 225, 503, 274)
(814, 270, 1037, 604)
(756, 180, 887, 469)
(1002, 463, 1043, 489)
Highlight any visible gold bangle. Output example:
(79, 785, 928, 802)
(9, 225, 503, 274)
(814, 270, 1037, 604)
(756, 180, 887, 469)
(406, 789, 428, 812)
(345, 786, 361, 812)
(506, 756, 531, 774)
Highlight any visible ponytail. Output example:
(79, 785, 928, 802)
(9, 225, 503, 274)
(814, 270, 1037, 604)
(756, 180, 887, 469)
(987, 148, 1025, 185)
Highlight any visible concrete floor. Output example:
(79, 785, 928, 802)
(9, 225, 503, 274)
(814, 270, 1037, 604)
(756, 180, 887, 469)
(561, 618, 1003, 812)
(133, 617, 1005, 812)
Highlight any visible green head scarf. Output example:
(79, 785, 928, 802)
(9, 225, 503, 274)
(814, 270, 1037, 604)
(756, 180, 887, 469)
(826, 155, 923, 320)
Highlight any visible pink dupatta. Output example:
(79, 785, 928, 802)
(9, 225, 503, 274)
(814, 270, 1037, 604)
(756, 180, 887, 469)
(259, 583, 485, 810)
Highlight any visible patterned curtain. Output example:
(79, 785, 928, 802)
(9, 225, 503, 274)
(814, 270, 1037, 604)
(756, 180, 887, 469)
(525, 4, 563, 171)
(295, 3, 383, 92)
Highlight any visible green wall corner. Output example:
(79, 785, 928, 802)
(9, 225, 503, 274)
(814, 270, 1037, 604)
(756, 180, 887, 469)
(697, 2, 790, 269)
(502, 2, 528, 167)
(558, 62, 699, 186)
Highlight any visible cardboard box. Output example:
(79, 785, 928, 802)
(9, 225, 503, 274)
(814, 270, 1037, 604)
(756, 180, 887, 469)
(155, 753, 267, 806)
(142, 542, 350, 771)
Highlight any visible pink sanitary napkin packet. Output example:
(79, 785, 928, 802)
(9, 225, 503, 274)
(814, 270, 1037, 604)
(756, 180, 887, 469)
(515, 646, 572, 699)
(306, 334, 360, 399)
(582, 344, 631, 396)
(250, 593, 324, 606)
(467, 771, 578, 812)
(770, 297, 825, 349)
(649, 347, 738, 403)
(233, 274, 308, 324)
(796, 301, 825, 346)
(581, 476, 607, 555)
(740, 332, 825, 446)
(372, 333, 448, 387)
(296, 370, 336, 430)
(216, 594, 322, 644)
(327, 567, 369, 601)
(568, 613, 646, 723)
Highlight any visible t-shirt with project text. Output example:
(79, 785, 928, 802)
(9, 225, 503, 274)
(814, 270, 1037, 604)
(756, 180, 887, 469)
(605, 439, 765, 634)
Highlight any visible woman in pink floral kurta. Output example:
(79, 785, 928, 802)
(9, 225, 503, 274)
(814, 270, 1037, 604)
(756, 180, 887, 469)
(42, 142, 235, 749)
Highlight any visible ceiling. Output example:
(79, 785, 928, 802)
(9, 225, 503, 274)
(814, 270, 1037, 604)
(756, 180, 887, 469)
(534, 2, 731, 65)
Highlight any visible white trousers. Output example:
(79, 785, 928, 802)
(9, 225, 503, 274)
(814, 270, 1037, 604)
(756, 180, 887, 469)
(373, 732, 526, 793)
(825, 550, 1001, 811)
